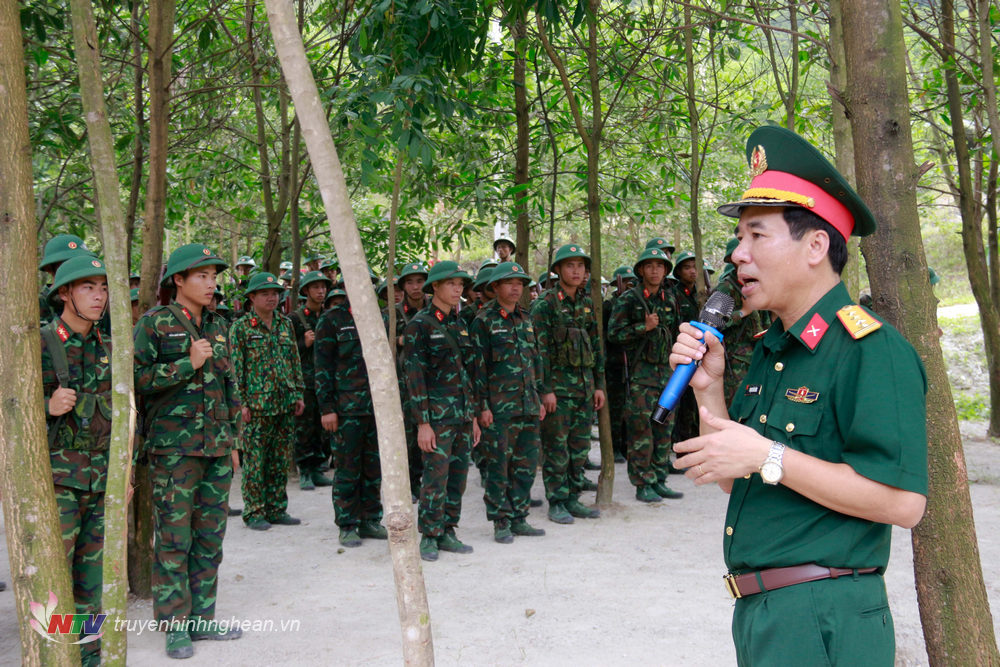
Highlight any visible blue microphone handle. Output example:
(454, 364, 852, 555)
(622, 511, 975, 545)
(651, 321, 724, 423)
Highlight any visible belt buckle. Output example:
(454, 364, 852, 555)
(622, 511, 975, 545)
(724, 573, 742, 599)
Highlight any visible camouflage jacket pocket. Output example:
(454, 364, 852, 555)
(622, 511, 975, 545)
(158, 335, 189, 360)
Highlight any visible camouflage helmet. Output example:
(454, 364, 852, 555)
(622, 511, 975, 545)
(550, 243, 591, 273)
(243, 272, 282, 297)
(40, 234, 93, 271)
(634, 246, 673, 275)
(423, 260, 473, 293)
(161, 243, 227, 288)
(488, 261, 530, 286)
(645, 237, 676, 255)
(299, 270, 333, 296)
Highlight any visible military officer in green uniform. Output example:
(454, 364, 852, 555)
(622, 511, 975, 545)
(133, 243, 243, 658)
(714, 238, 768, 404)
(470, 262, 547, 543)
(530, 244, 605, 524)
(39, 234, 94, 326)
(41, 255, 111, 666)
(291, 270, 334, 490)
(401, 261, 484, 562)
(670, 125, 927, 666)
(229, 272, 306, 531)
(609, 247, 684, 502)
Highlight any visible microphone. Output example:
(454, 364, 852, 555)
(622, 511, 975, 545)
(651, 291, 735, 424)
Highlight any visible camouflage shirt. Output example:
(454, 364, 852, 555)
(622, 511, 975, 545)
(529, 287, 606, 398)
(39, 285, 54, 326)
(41, 318, 111, 492)
(133, 303, 239, 457)
(290, 306, 322, 388)
(314, 302, 372, 416)
(402, 303, 484, 425)
(608, 284, 680, 387)
(470, 300, 542, 419)
(672, 282, 699, 323)
(229, 311, 304, 415)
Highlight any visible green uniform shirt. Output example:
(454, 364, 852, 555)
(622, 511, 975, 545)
(724, 282, 928, 573)
(530, 287, 606, 398)
(672, 282, 699, 323)
(134, 304, 240, 457)
(314, 302, 372, 417)
(607, 284, 680, 387)
(229, 311, 304, 415)
(41, 318, 111, 492)
(470, 300, 543, 419)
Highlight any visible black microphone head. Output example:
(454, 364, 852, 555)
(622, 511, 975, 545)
(699, 291, 735, 329)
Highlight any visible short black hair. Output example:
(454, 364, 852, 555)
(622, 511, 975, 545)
(782, 207, 848, 274)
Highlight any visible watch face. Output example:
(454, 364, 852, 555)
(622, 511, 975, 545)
(761, 461, 782, 484)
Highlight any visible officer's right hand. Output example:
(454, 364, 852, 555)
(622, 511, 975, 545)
(669, 322, 725, 391)
(304, 330, 315, 347)
(49, 386, 77, 416)
(541, 392, 557, 415)
(189, 338, 213, 369)
(644, 312, 659, 331)
(321, 412, 339, 432)
(417, 423, 436, 452)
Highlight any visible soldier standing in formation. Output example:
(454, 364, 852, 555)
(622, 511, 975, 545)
(470, 261, 547, 543)
(604, 265, 637, 464)
(41, 255, 111, 666)
(531, 244, 605, 525)
(133, 244, 242, 658)
(229, 272, 305, 531)
(494, 235, 515, 263)
(314, 281, 387, 548)
(291, 270, 334, 490)
(402, 261, 483, 562)
(39, 234, 93, 326)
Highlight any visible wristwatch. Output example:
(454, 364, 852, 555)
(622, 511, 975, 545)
(759, 441, 786, 485)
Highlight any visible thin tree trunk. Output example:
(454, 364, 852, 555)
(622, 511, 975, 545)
(262, 2, 433, 663)
(532, 54, 558, 275)
(0, 0, 79, 662)
(68, 0, 138, 661)
(388, 154, 404, 365)
(842, 1, 1000, 663)
(683, 4, 706, 304)
(511, 10, 530, 273)
(124, 0, 145, 269)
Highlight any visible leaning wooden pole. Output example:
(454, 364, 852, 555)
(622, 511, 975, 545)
(262, 1, 433, 663)
(0, 0, 79, 662)
(68, 0, 138, 662)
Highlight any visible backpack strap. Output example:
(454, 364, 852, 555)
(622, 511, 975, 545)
(165, 303, 202, 339)
(41, 321, 71, 448)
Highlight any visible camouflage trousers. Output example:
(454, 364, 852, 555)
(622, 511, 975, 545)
(418, 422, 472, 537)
(672, 389, 700, 445)
(242, 411, 294, 524)
(295, 387, 328, 473)
(625, 383, 675, 487)
(606, 363, 628, 459)
(480, 415, 540, 522)
(55, 484, 103, 667)
(151, 454, 232, 624)
(331, 415, 383, 529)
(540, 394, 592, 504)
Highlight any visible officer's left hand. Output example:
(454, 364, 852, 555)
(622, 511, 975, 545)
(479, 409, 493, 428)
(593, 389, 606, 411)
(293, 399, 305, 416)
(539, 404, 546, 421)
(472, 419, 481, 447)
(674, 407, 771, 485)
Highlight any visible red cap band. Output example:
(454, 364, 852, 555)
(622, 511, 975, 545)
(743, 170, 854, 241)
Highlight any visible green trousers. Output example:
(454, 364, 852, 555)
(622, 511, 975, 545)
(480, 415, 540, 522)
(418, 422, 472, 537)
(55, 484, 103, 667)
(539, 394, 592, 504)
(625, 383, 674, 487)
(331, 415, 382, 529)
(242, 411, 294, 523)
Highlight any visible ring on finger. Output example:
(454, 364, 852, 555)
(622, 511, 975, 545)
(697, 464, 705, 476)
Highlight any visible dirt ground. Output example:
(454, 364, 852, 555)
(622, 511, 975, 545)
(1, 421, 999, 666)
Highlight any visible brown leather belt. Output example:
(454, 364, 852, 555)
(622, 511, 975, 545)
(724, 564, 879, 599)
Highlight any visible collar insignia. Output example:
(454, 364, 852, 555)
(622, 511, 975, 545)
(181, 306, 192, 320)
(836, 305, 882, 340)
(500, 308, 508, 319)
(304, 308, 311, 316)
(753, 329, 767, 340)
(56, 324, 70, 342)
(800, 312, 828, 351)
(435, 309, 444, 322)
(251, 317, 258, 327)
(786, 386, 820, 403)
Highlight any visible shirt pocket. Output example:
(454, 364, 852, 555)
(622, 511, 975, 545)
(764, 400, 825, 454)
(158, 335, 189, 360)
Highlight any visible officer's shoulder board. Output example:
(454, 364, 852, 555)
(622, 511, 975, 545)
(836, 304, 882, 340)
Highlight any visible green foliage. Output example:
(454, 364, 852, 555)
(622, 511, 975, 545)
(955, 393, 989, 421)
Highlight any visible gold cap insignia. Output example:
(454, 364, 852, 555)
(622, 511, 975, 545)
(203, 248, 211, 255)
(750, 145, 768, 177)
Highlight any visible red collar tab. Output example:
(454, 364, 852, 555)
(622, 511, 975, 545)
(557, 290, 565, 301)
(251, 317, 258, 327)
(304, 308, 311, 316)
(500, 308, 508, 319)
(181, 306, 193, 320)
(56, 323, 70, 342)
(684, 287, 692, 296)
(404, 303, 411, 314)
(800, 312, 829, 351)
(753, 329, 767, 340)
(643, 288, 650, 299)
(435, 308, 444, 322)
(96, 329, 103, 345)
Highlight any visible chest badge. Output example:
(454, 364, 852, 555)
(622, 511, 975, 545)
(99, 356, 109, 364)
(785, 386, 819, 404)
(215, 335, 225, 343)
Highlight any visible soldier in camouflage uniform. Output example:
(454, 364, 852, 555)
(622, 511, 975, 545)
(460, 262, 496, 329)
(39, 234, 95, 327)
(41, 255, 111, 667)
(133, 244, 243, 658)
(714, 238, 768, 404)
(229, 272, 305, 531)
(608, 247, 685, 502)
(530, 244, 606, 525)
(402, 261, 484, 562)
(315, 287, 387, 547)
(470, 262, 547, 543)
(291, 271, 334, 490)
(604, 265, 637, 464)
(670, 250, 701, 449)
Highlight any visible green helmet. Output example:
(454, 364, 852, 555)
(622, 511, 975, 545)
(279, 270, 293, 282)
(40, 234, 92, 271)
(720, 262, 736, 281)
(723, 238, 739, 264)
(612, 265, 638, 281)
(129, 272, 140, 281)
(303, 254, 323, 264)
(488, 261, 530, 286)
(538, 270, 558, 286)
(396, 262, 429, 286)
(672, 250, 696, 277)
(423, 260, 473, 293)
(645, 237, 676, 254)
(299, 270, 333, 295)
(243, 272, 282, 297)
(49, 255, 107, 304)
(130, 287, 139, 302)
(280, 261, 293, 271)
(319, 258, 338, 271)
(704, 259, 716, 274)
(376, 278, 389, 298)
(235, 255, 256, 269)
(472, 266, 495, 291)
(161, 244, 228, 288)
(928, 267, 940, 286)
(550, 243, 591, 273)
(634, 247, 673, 276)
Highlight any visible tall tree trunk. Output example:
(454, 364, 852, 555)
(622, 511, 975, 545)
(262, 2, 433, 663)
(387, 154, 404, 365)
(511, 9, 530, 272)
(841, 1, 1000, 664)
(124, 0, 145, 269)
(68, 0, 138, 661)
(683, 4, 706, 303)
(0, 0, 79, 662)
(532, 53, 558, 276)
